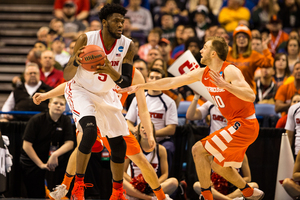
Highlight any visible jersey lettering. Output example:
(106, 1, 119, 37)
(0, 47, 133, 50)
(233, 121, 241, 130)
(212, 114, 226, 122)
(98, 74, 107, 82)
(149, 112, 163, 119)
(178, 60, 200, 75)
(111, 61, 120, 66)
(296, 118, 300, 124)
(212, 95, 225, 108)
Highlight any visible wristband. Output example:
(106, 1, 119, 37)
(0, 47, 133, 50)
(115, 76, 124, 84)
(193, 94, 200, 101)
(73, 59, 79, 67)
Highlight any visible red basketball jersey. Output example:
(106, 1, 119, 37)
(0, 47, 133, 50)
(202, 61, 255, 122)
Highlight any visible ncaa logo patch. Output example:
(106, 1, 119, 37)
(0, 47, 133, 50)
(118, 46, 124, 52)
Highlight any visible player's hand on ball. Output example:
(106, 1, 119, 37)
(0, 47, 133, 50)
(74, 46, 85, 66)
(94, 57, 111, 75)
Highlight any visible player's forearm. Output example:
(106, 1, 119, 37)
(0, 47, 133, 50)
(140, 77, 179, 91)
(225, 84, 255, 102)
(138, 110, 153, 137)
(293, 172, 300, 181)
(46, 82, 67, 99)
(23, 141, 44, 168)
(64, 55, 78, 81)
(51, 140, 74, 158)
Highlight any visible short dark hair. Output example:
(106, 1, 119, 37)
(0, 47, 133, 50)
(206, 36, 228, 61)
(149, 67, 165, 78)
(98, 3, 127, 21)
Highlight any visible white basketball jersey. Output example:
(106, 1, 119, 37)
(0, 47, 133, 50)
(130, 146, 159, 178)
(197, 101, 227, 134)
(73, 30, 131, 94)
(285, 102, 300, 155)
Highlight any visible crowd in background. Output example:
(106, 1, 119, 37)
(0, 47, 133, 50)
(2, 0, 300, 199)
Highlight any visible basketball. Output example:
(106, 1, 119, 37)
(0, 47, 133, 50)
(79, 45, 106, 72)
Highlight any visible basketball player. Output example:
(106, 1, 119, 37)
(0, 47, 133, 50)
(118, 36, 265, 200)
(33, 69, 172, 200)
(60, 3, 156, 200)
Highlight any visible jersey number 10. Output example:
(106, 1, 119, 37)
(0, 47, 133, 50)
(212, 95, 225, 108)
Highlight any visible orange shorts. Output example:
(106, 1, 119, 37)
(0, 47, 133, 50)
(101, 131, 141, 158)
(201, 118, 259, 168)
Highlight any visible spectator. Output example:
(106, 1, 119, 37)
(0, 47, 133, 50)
(276, 93, 300, 128)
(277, 30, 299, 54)
(191, 5, 210, 40)
(51, 19, 65, 36)
(154, 0, 188, 27)
(218, 0, 250, 33)
(189, 0, 222, 17)
(40, 50, 65, 88)
(266, 15, 289, 55)
(122, 17, 132, 38)
(125, 68, 178, 172)
(251, 29, 261, 38)
(146, 48, 162, 67)
(275, 62, 300, 114)
(67, 39, 76, 56)
(278, 0, 300, 32)
(124, 122, 178, 199)
(131, 37, 141, 61)
(160, 13, 176, 45)
(226, 25, 274, 94)
(158, 38, 175, 67)
(51, 36, 70, 67)
(33, 41, 47, 52)
(186, 92, 227, 134)
(20, 95, 74, 198)
(87, 19, 101, 31)
(46, 28, 58, 50)
(126, 0, 153, 41)
(286, 38, 300, 72)
(138, 28, 161, 62)
(171, 24, 184, 51)
(255, 67, 277, 104)
(251, 0, 279, 31)
(36, 26, 50, 42)
(215, 26, 230, 45)
(273, 53, 290, 88)
(61, 1, 86, 44)
(172, 25, 196, 59)
(149, 58, 183, 107)
(54, 0, 90, 21)
(193, 154, 259, 200)
(1, 63, 52, 122)
(185, 36, 203, 65)
(251, 37, 263, 54)
(282, 149, 300, 197)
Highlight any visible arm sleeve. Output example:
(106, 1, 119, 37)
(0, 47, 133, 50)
(285, 104, 297, 131)
(166, 101, 178, 126)
(125, 97, 138, 123)
(1, 92, 15, 112)
(115, 63, 133, 88)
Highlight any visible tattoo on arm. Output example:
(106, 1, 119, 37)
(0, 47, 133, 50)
(123, 41, 135, 65)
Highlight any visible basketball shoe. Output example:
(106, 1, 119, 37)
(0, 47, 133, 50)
(50, 184, 68, 200)
(110, 188, 127, 200)
(245, 188, 264, 200)
(70, 181, 93, 200)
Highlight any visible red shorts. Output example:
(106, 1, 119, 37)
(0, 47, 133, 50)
(201, 118, 259, 168)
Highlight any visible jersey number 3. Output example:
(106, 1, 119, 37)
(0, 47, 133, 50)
(98, 74, 107, 82)
(212, 95, 225, 108)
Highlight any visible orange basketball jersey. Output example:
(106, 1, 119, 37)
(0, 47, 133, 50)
(202, 61, 255, 122)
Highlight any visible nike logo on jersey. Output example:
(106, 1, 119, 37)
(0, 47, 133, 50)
(204, 77, 209, 80)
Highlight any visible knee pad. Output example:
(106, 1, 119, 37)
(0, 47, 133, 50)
(78, 116, 97, 154)
(107, 136, 127, 163)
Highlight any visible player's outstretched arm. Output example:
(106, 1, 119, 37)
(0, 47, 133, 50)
(118, 70, 200, 94)
(33, 82, 67, 105)
(210, 65, 255, 102)
(133, 70, 155, 151)
(64, 34, 87, 81)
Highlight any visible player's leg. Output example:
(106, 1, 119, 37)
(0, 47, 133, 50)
(282, 178, 300, 198)
(227, 182, 258, 199)
(193, 181, 231, 200)
(107, 135, 127, 200)
(192, 141, 214, 200)
(160, 178, 178, 195)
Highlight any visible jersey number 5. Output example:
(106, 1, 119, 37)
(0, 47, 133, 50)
(98, 74, 107, 82)
(212, 95, 225, 108)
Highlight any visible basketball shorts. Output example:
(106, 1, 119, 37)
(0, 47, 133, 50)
(65, 80, 130, 138)
(201, 117, 259, 168)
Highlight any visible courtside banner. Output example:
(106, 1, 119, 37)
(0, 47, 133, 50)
(167, 50, 217, 106)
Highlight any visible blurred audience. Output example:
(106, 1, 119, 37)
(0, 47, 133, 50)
(53, 0, 90, 21)
(138, 28, 162, 62)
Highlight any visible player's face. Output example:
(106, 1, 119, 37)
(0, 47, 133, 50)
(200, 40, 212, 65)
(49, 97, 66, 115)
(106, 13, 125, 39)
